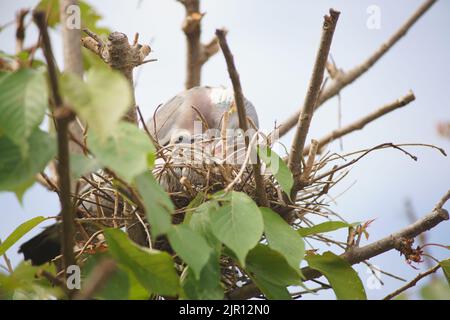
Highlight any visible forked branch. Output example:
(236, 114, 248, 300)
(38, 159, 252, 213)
(288, 9, 340, 188)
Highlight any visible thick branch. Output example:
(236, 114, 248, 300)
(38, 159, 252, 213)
(228, 190, 449, 300)
(82, 30, 151, 246)
(216, 29, 268, 207)
(288, 9, 340, 184)
(33, 11, 76, 288)
(303, 91, 416, 155)
(81, 30, 151, 124)
(279, 0, 437, 137)
(179, 0, 220, 89)
(60, 0, 85, 156)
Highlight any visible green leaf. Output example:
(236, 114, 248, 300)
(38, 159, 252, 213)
(36, 0, 60, 27)
(298, 221, 355, 237)
(181, 251, 223, 300)
(37, 0, 111, 35)
(209, 192, 263, 266)
(135, 172, 173, 237)
(249, 276, 292, 300)
(0, 217, 48, 256)
(261, 207, 305, 271)
(189, 201, 221, 251)
(305, 251, 367, 300)
(0, 129, 56, 193)
(439, 259, 450, 286)
(89, 122, 156, 182)
(61, 67, 132, 141)
(420, 278, 450, 300)
(103, 228, 179, 296)
(69, 154, 100, 180)
(0, 69, 48, 149)
(82, 253, 130, 300)
(167, 225, 212, 279)
(257, 146, 293, 196)
(0, 262, 62, 300)
(246, 244, 301, 287)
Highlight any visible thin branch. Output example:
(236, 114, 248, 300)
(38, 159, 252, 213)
(33, 11, 76, 295)
(383, 264, 441, 300)
(216, 28, 268, 207)
(0, 239, 13, 274)
(15, 9, 29, 54)
(288, 9, 340, 186)
(278, 0, 437, 137)
(303, 91, 416, 155)
(228, 190, 449, 299)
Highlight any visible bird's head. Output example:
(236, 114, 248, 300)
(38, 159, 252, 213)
(169, 129, 194, 145)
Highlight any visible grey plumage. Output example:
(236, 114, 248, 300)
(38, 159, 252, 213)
(147, 86, 259, 146)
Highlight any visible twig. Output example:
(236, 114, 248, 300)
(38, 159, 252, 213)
(303, 91, 416, 154)
(228, 190, 449, 299)
(301, 139, 319, 184)
(0, 239, 13, 274)
(382, 264, 441, 300)
(15, 9, 29, 54)
(216, 28, 268, 207)
(33, 11, 76, 295)
(278, 0, 437, 137)
(37, 269, 69, 295)
(288, 9, 340, 188)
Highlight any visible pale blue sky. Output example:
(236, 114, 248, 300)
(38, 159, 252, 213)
(0, 0, 449, 299)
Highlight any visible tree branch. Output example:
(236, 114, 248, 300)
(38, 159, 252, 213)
(33, 11, 76, 292)
(278, 0, 437, 137)
(81, 29, 151, 246)
(216, 28, 269, 207)
(60, 0, 85, 156)
(382, 264, 441, 300)
(15, 9, 28, 54)
(303, 91, 416, 155)
(228, 189, 449, 299)
(179, 0, 220, 89)
(81, 29, 151, 124)
(288, 9, 340, 186)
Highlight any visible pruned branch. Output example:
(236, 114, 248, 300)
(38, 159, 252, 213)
(216, 28, 269, 207)
(179, 0, 221, 89)
(288, 9, 340, 187)
(81, 29, 152, 246)
(303, 91, 416, 155)
(278, 0, 437, 137)
(81, 29, 152, 124)
(228, 189, 449, 299)
(33, 10, 76, 294)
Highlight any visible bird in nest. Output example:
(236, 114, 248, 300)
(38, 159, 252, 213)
(18, 86, 260, 266)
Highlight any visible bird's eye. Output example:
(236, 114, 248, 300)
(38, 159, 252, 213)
(177, 136, 183, 143)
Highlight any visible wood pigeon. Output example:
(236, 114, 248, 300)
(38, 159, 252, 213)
(148, 86, 259, 147)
